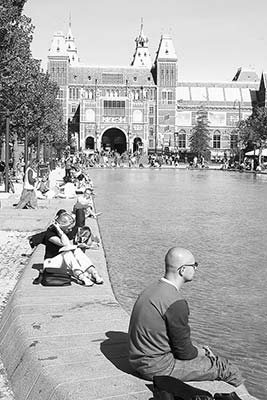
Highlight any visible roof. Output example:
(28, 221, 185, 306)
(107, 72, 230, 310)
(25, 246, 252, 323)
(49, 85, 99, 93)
(176, 81, 259, 103)
(68, 65, 156, 86)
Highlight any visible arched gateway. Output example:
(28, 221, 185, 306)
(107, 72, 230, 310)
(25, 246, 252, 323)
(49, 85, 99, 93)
(85, 136, 95, 150)
(101, 128, 127, 154)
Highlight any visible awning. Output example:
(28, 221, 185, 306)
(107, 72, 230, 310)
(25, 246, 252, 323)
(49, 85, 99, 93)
(245, 149, 267, 156)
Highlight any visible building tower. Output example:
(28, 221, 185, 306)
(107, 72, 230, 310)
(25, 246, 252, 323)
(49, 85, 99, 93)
(131, 19, 152, 68)
(154, 34, 178, 151)
(65, 15, 80, 65)
(47, 31, 69, 126)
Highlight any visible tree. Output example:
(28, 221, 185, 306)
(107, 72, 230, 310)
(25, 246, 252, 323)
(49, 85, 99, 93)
(189, 107, 211, 160)
(238, 106, 267, 166)
(0, 0, 66, 165)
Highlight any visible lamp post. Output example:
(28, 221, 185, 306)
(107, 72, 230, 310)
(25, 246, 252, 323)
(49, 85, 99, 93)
(0, 110, 11, 192)
(95, 124, 98, 151)
(233, 100, 242, 164)
(127, 125, 131, 153)
(24, 128, 28, 168)
(174, 132, 178, 153)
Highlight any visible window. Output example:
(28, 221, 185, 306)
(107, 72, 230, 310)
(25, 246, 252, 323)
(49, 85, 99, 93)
(149, 89, 155, 100)
(213, 134, 221, 149)
(230, 134, 238, 149)
(149, 139, 154, 148)
(149, 128, 154, 136)
(149, 106, 154, 114)
(71, 104, 77, 113)
(69, 87, 80, 100)
(178, 133, 186, 148)
(58, 89, 64, 99)
(168, 92, 173, 104)
(103, 100, 125, 117)
(162, 90, 174, 104)
(84, 89, 94, 100)
(133, 90, 141, 100)
(149, 117, 154, 125)
(102, 73, 123, 84)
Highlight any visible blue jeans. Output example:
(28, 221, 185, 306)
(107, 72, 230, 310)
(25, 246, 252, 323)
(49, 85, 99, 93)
(170, 351, 244, 387)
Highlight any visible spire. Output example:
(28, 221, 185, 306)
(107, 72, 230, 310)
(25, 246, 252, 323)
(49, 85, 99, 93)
(131, 19, 152, 68)
(67, 12, 73, 40)
(65, 15, 80, 65)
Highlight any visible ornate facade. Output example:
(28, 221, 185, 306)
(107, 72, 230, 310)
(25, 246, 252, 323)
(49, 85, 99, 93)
(47, 21, 260, 158)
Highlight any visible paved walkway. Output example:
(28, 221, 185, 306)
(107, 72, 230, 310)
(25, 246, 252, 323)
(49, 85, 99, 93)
(0, 188, 234, 400)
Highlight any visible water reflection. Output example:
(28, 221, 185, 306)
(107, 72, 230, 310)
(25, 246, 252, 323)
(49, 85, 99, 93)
(91, 169, 267, 399)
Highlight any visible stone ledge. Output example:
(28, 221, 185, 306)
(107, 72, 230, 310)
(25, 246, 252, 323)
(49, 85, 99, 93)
(0, 218, 233, 400)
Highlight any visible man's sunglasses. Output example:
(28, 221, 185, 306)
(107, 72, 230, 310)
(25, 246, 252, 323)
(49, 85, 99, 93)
(178, 262, 198, 271)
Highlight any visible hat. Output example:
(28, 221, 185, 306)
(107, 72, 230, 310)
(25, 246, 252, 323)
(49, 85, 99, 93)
(56, 212, 75, 228)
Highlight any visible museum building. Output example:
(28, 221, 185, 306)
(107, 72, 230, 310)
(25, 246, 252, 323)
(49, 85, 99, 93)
(47, 22, 260, 158)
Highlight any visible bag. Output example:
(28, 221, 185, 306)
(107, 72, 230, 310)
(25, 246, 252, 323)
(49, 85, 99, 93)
(28, 231, 46, 249)
(153, 376, 213, 400)
(33, 267, 72, 286)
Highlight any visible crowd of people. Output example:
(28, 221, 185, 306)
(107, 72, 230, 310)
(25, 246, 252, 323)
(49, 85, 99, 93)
(5, 149, 259, 399)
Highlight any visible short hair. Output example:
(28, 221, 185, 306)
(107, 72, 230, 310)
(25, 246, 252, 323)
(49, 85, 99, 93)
(55, 209, 67, 218)
(55, 212, 75, 228)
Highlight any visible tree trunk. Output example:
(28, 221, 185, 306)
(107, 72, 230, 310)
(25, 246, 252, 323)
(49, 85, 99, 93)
(13, 132, 20, 175)
(258, 146, 262, 168)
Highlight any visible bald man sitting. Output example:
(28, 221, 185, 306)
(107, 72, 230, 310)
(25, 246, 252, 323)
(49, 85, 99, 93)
(128, 247, 257, 400)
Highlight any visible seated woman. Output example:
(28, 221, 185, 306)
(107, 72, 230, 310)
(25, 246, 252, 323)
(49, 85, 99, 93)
(43, 211, 103, 286)
(73, 226, 100, 251)
(36, 173, 50, 199)
(73, 187, 102, 219)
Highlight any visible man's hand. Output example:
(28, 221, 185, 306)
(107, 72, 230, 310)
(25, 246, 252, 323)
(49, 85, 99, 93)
(203, 346, 216, 359)
(197, 346, 216, 358)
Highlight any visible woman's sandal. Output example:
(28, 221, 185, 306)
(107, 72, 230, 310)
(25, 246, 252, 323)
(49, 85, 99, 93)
(89, 268, 104, 284)
(74, 270, 94, 287)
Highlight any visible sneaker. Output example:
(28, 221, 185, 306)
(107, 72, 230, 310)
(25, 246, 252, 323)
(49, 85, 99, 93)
(89, 268, 103, 284)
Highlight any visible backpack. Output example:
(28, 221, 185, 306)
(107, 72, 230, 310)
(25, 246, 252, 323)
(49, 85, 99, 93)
(33, 267, 83, 287)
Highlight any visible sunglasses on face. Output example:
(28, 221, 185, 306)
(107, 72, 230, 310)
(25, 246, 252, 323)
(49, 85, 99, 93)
(178, 262, 198, 271)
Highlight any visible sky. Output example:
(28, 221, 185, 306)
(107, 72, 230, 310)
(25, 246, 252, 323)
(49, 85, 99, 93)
(24, 0, 267, 82)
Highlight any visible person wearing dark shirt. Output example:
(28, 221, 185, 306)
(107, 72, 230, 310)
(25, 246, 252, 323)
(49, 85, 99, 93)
(128, 247, 257, 400)
(43, 211, 103, 286)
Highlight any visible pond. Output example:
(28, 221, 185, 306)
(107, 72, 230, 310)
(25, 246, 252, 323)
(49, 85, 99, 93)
(89, 168, 267, 399)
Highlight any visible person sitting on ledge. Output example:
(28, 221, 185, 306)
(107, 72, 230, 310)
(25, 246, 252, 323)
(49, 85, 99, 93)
(73, 225, 100, 252)
(43, 211, 103, 286)
(128, 247, 258, 400)
(73, 187, 102, 219)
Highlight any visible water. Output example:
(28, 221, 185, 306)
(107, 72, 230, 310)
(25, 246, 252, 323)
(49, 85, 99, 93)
(89, 168, 267, 399)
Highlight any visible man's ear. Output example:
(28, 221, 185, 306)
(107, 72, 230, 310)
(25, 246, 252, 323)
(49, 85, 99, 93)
(178, 266, 185, 276)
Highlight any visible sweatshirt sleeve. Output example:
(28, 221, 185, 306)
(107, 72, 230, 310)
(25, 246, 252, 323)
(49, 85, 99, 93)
(165, 299, 198, 360)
